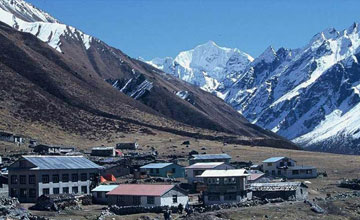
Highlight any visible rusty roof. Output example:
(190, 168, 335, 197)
(106, 184, 175, 196)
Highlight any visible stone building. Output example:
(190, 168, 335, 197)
(198, 169, 251, 205)
(251, 182, 308, 200)
(8, 155, 103, 203)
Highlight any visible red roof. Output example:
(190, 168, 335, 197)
(106, 184, 175, 196)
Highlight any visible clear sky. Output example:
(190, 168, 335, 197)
(28, 0, 360, 60)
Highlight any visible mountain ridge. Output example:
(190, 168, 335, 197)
(149, 23, 360, 154)
(0, 0, 298, 150)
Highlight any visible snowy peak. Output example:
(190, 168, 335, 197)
(148, 41, 253, 92)
(0, 0, 58, 23)
(0, 0, 93, 52)
(254, 45, 277, 64)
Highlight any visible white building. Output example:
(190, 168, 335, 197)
(91, 184, 118, 204)
(262, 157, 317, 179)
(185, 162, 234, 184)
(107, 184, 188, 207)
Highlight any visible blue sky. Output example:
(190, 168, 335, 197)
(28, 0, 360, 59)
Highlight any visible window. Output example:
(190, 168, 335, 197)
(42, 188, 49, 195)
(63, 187, 69, 194)
(62, 174, 69, 182)
(224, 193, 236, 201)
(97, 191, 103, 198)
(306, 169, 313, 174)
(52, 175, 59, 183)
(80, 173, 87, 181)
(171, 168, 176, 174)
(20, 175, 26, 184)
(53, 188, 59, 194)
(11, 175, 18, 184)
(271, 170, 275, 176)
(150, 169, 154, 173)
(29, 189, 36, 198)
(278, 170, 281, 175)
(155, 169, 159, 174)
(207, 178, 220, 185)
(72, 186, 78, 194)
(10, 188, 17, 197)
(147, 196, 154, 204)
(81, 186, 87, 194)
(20, 188, 27, 198)
(29, 175, 35, 184)
(42, 175, 49, 184)
(280, 162, 284, 167)
(208, 194, 220, 201)
(292, 170, 299, 175)
(172, 195, 178, 203)
(72, 174, 78, 182)
(267, 163, 272, 166)
(224, 177, 236, 184)
(89, 173, 96, 180)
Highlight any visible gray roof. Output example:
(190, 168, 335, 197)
(22, 156, 102, 170)
(262, 157, 286, 163)
(191, 154, 231, 160)
(140, 163, 175, 169)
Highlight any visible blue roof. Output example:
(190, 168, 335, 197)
(192, 154, 231, 160)
(262, 157, 286, 163)
(91, 185, 119, 192)
(140, 163, 174, 169)
(21, 156, 103, 170)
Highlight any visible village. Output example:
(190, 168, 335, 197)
(0, 131, 360, 220)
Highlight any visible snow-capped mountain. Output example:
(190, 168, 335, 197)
(0, 0, 92, 52)
(150, 23, 360, 154)
(0, 0, 298, 149)
(224, 23, 360, 154)
(147, 41, 253, 93)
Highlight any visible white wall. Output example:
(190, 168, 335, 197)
(160, 195, 188, 207)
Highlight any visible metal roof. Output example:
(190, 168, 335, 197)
(198, 169, 248, 178)
(140, 163, 174, 169)
(91, 185, 119, 192)
(262, 157, 286, 163)
(251, 182, 307, 191)
(186, 162, 225, 169)
(22, 156, 102, 170)
(107, 184, 175, 196)
(248, 173, 265, 181)
(191, 154, 231, 160)
(92, 147, 114, 150)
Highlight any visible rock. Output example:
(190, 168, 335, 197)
(182, 141, 190, 145)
